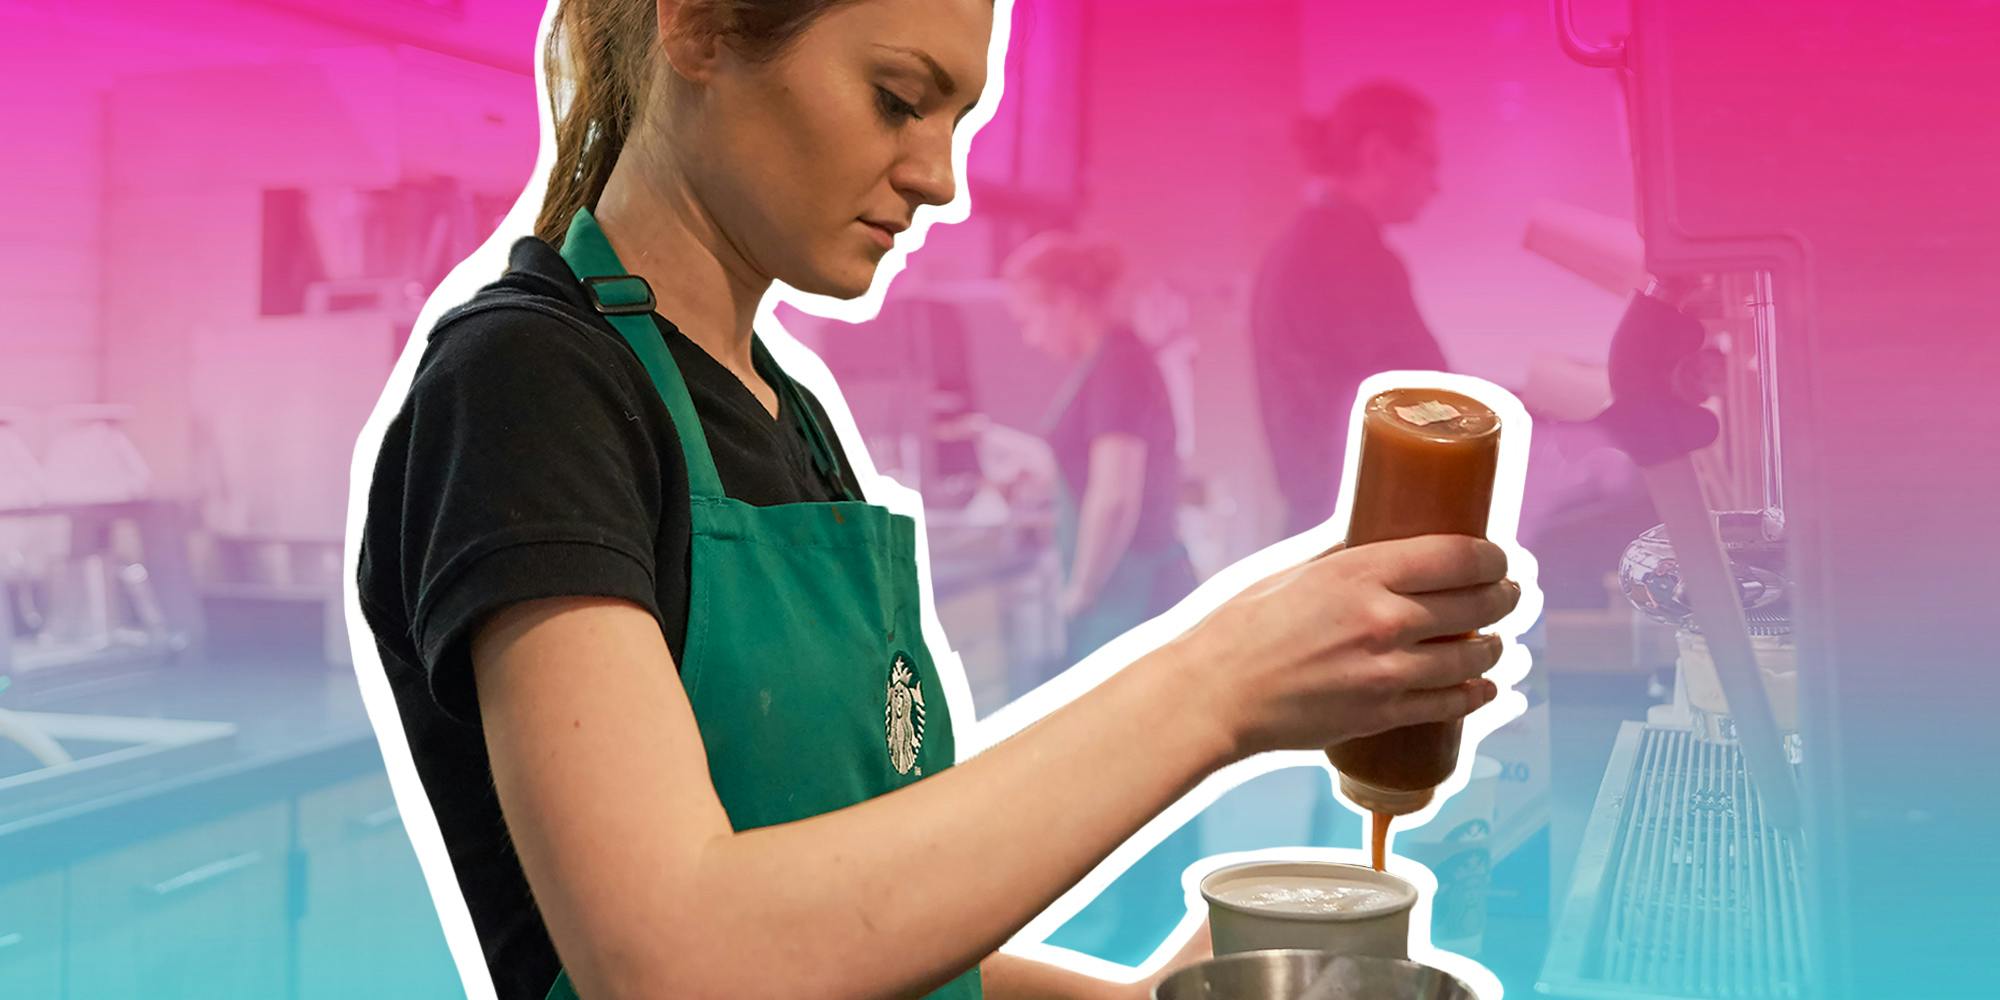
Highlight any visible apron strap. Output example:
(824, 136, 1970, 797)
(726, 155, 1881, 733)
(558, 206, 727, 500)
(752, 336, 857, 502)
(1037, 332, 1108, 439)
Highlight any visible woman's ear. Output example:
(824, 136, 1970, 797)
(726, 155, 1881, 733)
(658, 0, 723, 85)
(1354, 130, 1402, 181)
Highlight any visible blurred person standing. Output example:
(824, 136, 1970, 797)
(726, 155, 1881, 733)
(1251, 81, 1448, 537)
(1002, 232, 1196, 664)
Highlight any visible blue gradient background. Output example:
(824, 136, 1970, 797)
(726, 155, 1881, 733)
(3, 1, 1996, 998)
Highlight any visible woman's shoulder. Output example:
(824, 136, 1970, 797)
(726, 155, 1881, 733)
(413, 237, 646, 395)
(1094, 326, 1164, 379)
(1079, 328, 1172, 427)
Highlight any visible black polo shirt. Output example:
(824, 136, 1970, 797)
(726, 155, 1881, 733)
(1250, 195, 1449, 537)
(356, 235, 863, 999)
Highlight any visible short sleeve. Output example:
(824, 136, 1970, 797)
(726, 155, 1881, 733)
(1080, 334, 1167, 443)
(389, 309, 679, 722)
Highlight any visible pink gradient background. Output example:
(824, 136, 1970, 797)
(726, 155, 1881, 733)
(0, 0, 1639, 541)
(6, 1, 1996, 997)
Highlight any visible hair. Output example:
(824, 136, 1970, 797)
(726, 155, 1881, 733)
(533, 0, 862, 247)
(1295, 80, 1435, 178)
(1001, 231, 1125, 309)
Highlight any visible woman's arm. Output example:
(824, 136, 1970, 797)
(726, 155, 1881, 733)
(477, 535, 1513, 999)
(1063, 433, 1148, 615)
(976, 419, 1060, 504)
(980, 919, 1211, 1000)
(979, 954, 1124, 1000)
(476, 595, 1229, 1000)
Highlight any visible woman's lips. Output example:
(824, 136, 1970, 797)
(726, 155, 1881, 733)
(860, 219, 900, 250)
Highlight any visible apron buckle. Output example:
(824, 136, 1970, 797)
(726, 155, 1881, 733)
(583, 274, 657, 316)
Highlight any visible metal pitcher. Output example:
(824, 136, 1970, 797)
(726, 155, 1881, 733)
(1153, 950, 1476, 1000)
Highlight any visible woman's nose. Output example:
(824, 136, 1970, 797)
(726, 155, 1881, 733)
(891, 131, 958, 209)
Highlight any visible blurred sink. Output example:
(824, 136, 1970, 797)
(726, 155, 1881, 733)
(0, 712, 238, 825)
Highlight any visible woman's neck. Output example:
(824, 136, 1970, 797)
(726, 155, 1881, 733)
(594, 139, 770, 382)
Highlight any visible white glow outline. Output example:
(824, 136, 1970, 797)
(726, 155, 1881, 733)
(339, 3, 1539, 996)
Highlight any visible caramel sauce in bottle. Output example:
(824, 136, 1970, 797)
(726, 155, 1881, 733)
(1327, 389, 1501, 838)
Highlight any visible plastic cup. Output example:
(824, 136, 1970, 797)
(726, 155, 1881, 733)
(1199, 861, 1417, 959)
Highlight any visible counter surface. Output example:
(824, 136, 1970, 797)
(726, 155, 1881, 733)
(0, 659, 384, 879)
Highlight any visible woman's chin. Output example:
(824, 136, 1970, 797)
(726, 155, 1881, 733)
(794, 260, 883, 302)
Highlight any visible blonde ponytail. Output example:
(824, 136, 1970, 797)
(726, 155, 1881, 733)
(534, 0, 663, 247)
(533, 0, 876, 247)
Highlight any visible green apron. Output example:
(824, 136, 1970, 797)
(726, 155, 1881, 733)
(543, 208, 981, 1000)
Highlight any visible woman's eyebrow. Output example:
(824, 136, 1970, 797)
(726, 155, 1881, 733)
(872, 43, 958, 97)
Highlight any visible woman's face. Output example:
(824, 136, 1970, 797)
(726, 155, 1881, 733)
(680, 0, 992, 299)
(1360, 123, 1441, 225)
(1007, 281, 1094, 362)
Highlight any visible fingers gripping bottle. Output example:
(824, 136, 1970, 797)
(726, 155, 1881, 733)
(1326, 388, 1502, 869)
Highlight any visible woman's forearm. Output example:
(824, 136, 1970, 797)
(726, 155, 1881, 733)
(980, 953, 1129, 1000)
(982, 913, 1213, 1000)
(671, 646, 1229, 998)
(1067, 481, 1143, 609)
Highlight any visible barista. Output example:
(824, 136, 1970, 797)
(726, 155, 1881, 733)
(1002, 232, 1197, 662)
(355, 5, 1518, 998)
(1251, 81, 1449, 537)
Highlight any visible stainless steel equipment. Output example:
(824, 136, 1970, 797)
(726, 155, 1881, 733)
(1619, 512, 1800, 756)
(1153, 951, 1475, 1000)
(0, 410, 45, 510)
(0, 711, 237, 826)
(0, 405, 202, 689)
(1541, 268, 1815, 1000)
(40, 405, 151, 505)
(1542, 720, 1811, 999)
(1543, 1, 2000, 998)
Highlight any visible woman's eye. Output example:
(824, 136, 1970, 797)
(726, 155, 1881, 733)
(875, 86, 924, 125)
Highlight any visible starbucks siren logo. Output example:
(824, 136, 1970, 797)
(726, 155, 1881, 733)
(885, 652, 925, 776)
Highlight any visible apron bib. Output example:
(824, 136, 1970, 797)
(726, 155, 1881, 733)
(543, 208, 980, 1000)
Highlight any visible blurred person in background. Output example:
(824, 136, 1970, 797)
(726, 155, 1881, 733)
(1251, 80, 1448, 537)
(1000, 232, 1197, 665)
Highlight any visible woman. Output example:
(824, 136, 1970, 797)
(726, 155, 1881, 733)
(1252, 83, 1448, 538)
(1002, 233, 1197, 663)
(356, 1, 1517, 998)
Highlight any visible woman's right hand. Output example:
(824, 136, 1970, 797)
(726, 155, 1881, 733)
(1162, 535, 1519, 760)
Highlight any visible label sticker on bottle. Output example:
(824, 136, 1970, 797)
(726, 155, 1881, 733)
(1395, 400, 1463, 426)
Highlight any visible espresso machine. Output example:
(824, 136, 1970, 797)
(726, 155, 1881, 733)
(0, 407, 201, 692)
(1534, 2, 2000, 998)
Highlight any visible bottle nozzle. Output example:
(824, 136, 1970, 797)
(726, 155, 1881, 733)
(1337, 773, 1435, 816)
